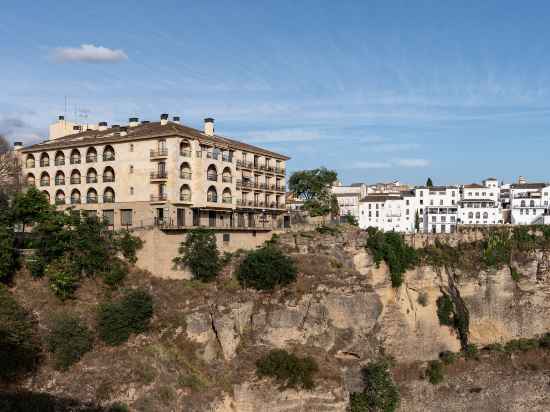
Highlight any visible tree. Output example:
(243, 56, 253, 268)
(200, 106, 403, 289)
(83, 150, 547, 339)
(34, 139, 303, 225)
(237, 244, 297, 290)
(46, 313, 93, 370)
(414, 211, 420, 232)
(173, 228, 221, 282)
(288, 167, 338, 217)
(426, 177, 433, 187)
(10, 187, 53, 232)
(0, 222, 17, 282)
(0, 135, 22, 198)
(350, 360, 400, 412)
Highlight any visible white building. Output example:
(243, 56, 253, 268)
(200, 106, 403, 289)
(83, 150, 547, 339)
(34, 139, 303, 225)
(358, 192, 416, 233)
(332, 182, 367, 221)
(458, 182, 502, 225)
(510, 182, 550, 225)
(416, 186, 459, 233)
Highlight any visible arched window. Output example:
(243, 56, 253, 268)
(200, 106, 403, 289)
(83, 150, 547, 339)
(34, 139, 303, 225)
(26, 154, 35, 168)
(70, 169, 81, 184)
(103, 187, 115, 203)
(55, 170, 65, 185)
(180, 140, 191, 157)
(207, 165, 217, 181)
(468, 212, 473, 219)
(70, 149, 81, 164)
(40, 153, 50, 167)
(55, 190, 66, 205)
(180, 184, 191, 201)
(42, 191, 50, 203)
(530, 200, 535, 207)
(26, 173, 35, 186)
(222, 167, 232, 183)
(86, 168, 98, 183)
(54, 151, 65, 166)
(86, 147, 97, 163)
(520, 200, 526, 207)
(40, 172, 50, 186)
(475, 212, 481, 219)
(483, 212, 489, 219)
(207, 186, 218, 202)
(70, 189, 81, 204)
(103, 145, 115, 161)
(222, 188, 232, 204)
(103, 166, 115, 182)
(180, 162, 191, 179)
(86, 188, 98, 204)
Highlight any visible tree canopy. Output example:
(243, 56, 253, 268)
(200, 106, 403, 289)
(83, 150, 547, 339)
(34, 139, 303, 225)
(288, 167, 338, 217)
(426, 177, 434, 187)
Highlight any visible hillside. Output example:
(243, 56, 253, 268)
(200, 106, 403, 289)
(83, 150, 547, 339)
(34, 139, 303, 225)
(2, 227, 550, 411)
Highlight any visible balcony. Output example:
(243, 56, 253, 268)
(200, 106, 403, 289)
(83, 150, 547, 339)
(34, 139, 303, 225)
(275, 167, 285, 175)
(222, 154, 233, 163)
(54, 179, 65, 186)
(103, 154, 115, 162)
(86, 197, 98, 204)
(85, 156, 96, 163)
(150, 171, 168, 181)
(55, 159, 65, 166)
(150, 194, 168, 203)
(275, 185, 285, 192)
(86, 176, 98, 184)
(40, 180, 49, 187)
(103, 175, 115, 183)
(207, 174, 218, 182)
(180, 194, 192, 202)
(55, 199, 66, 205)
(70, 177, 81, 185)
(222, 197, 233, 204)
(150, 149, 168, 159)
(180, 172, 192, 180)
(70, 198, 81, 205)
(236, 160, 253, 170)
(103, 196, 115, 204)
(71, 157, 82, 165)
(207, 196, 218, 203)
(40, 161, 50, 167)
(180, 149, 191, 158)
(206, 152, 220, 160)
(222, 175, 232, 183)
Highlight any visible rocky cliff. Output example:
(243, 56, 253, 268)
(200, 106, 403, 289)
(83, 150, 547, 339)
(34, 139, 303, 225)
(8, 228, 550, 411)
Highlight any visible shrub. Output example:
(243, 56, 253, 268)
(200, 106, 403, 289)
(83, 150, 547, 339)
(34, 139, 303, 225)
(510, 267, 522, 282)
(463, 344, 479, 360)
(366, 228, 417, 288)
(256, 349, 318, 390)
(482, 231, 511, 268)
(439, 350, 458, 365)
(0, 285, 41, 381)
(237, 244, 297, 291)
(539, 333, 550, 348)
(108, 403, 129, 412)
(97, 289, 153, 346)
(436, 294, 454, 327)
(417, 291, 429, 307)
(173, 229, 221, 282)
(350, 360, 400, 412)
(114, 230, 143, 264)
(483, 343, 504, 352)
(45, 257, 79, 300)
(27, 258, 45, 278)
(46, 314, 93, 370)
(102, 259, 129, 288)
(504, 338, 539, 353)
(0, 222, 17, 281)
(426, 360, 444, 385)
(344, 214, 359, 226)
(316, 225, 340, 235)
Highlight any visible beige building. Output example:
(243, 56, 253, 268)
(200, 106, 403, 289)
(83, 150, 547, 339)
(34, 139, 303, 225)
(21, 114, 290, 232)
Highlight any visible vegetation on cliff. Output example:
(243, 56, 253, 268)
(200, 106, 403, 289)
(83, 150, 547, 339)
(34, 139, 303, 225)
(173, 228, 221, 282)
(350, 359, 400, 412)
(256, 349, 318, 390)
(46, 313, 93, 370)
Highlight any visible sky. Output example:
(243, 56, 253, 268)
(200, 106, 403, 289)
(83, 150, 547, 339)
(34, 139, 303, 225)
(2, 0, 550, 185)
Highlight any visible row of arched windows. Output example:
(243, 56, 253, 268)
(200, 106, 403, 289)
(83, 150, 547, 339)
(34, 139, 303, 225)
(468, 211, 489, 219)
(26, 146, 115, 168)
(28, 167, 115, 187)
(520, 200, 536, 208)
(206, 164, 232, 182)
(44, 187, 116, 205)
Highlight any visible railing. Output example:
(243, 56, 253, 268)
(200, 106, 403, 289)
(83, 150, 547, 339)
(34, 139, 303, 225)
(222, 175, 232, 183)
(275, 167, 285, 175)
(222, 197, 232, 204)
(55, 159, 65, 166)
(222, 154, 232, 163)
(150, 149, 168, 158)
(103, 175, 115, 182)
(275, 185, 285, 192)
(86, 197, 98, 204)
(180, 194, 192, 202)
(70, 177, 81, 184)
(85, 156, 96, 163)
(207, 174, 218, 181)
(55, 199, 65, 205)
(180, 172, 192, 179)
(150, 171, 167, 180)
(70, 198, 81, 204)
(195, 150, 203, 158)
(103, 153, 115, 162)
(236, 160, 253, 169)
(180, 149, 191, 157)
(103, 196, 115, 203)
(207, 196, 218, 203)
(40, 161, 49, 167)
(150, 194, 167, 202)
(40, 180, 49, 187)
(26, 162, 35, 169)
(86, 176, 98, 183)
(54, 179, 65, 186)
(71, 157, 82, 165)
(206, 152, 219, 160)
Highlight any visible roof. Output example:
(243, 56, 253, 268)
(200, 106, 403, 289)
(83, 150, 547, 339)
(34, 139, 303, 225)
(350, 182, 366, 187)
(415, 185, 458, 190)
(463, 183, 484, 189)
(510, 183, 547, 190)
(21, 121, 290, 160)
(334, 193, 361, 197)
(360, 194, 402, 203)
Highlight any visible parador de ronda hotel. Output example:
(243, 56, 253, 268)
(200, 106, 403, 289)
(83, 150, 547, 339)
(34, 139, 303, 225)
(20, 114, 290, 231)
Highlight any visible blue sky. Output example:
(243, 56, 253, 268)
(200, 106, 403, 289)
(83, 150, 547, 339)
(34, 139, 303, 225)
(2, 1, 550, 185)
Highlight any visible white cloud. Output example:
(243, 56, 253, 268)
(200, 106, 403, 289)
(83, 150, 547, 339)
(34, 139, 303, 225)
(394, 158, 430, 167)
(52, 44, 128, 63)
(371, 143, 420, 152)
(246, 128, 323, 143)
(351, 161, 392, 169)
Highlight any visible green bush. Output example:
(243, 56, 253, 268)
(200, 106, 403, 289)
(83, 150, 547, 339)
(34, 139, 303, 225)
(45, 257, 79, 300)
(504, 338, 539, 353)
(483, 343, 504, 352)
(256, 349, 318, 390)
(463, 344, 479, 360)
(417, 291, 429, 307)
(46, 314, 93, 370)
(102, 259, 129, 288)
(237, 244, 297, 291)
(510, 267, 522, 282)
(173, 228, 221, 282)
(27, 258, 46, 278)
(426, 360, 444, 385)
(366, 228, 417, 288)
(439, 350, 458, 365)
(350, 360, 400, 412)
(97, 289, 153, 346)
(343, 214, 359, 226)
(0, 285, 41, 381)
(114, 230, 143, 264)
(436, 294, 454, 327)
(482, 231, 511, 268)
(316, 225, 340, 235)
(0, 222, 17, 281)
(108, 403, 129, 412)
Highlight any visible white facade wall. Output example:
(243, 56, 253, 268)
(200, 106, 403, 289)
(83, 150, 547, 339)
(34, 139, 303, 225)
(358, 195, 416, 233)
(332, 184, 366, 220)
(459, 185, 501, 225)
(510, 185, 550, 225)
(415, 187, 458, 233)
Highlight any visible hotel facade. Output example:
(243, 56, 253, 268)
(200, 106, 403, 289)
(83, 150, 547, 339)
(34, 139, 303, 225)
(21, 115, 289, 231)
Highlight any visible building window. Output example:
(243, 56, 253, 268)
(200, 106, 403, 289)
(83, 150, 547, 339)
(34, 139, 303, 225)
(130, 144, 134, 152)
(103, 210, 114, 226)
(121, 209, 133, 226)
(130, 165, 134, 173)
(130, 187, 134, 195)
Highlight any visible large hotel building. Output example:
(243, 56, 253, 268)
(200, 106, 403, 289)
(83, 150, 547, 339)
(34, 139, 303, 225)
(20, 114, 289, 231)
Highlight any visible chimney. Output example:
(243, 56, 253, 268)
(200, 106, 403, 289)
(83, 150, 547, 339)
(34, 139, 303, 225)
(13, 142, 23, 151)
(98, 121, 108, 131)
(73, 125, 81, 132)
(160, 113, 169, 126)
(129, 117, 139, 127)
(58, 115, 65, 121)
(172, 116, 180, 124)
(518, 176, 526, 185)
(120, 126, 128, 137)
(141, 120, 150, 125)
(204, 117, 215, 136)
